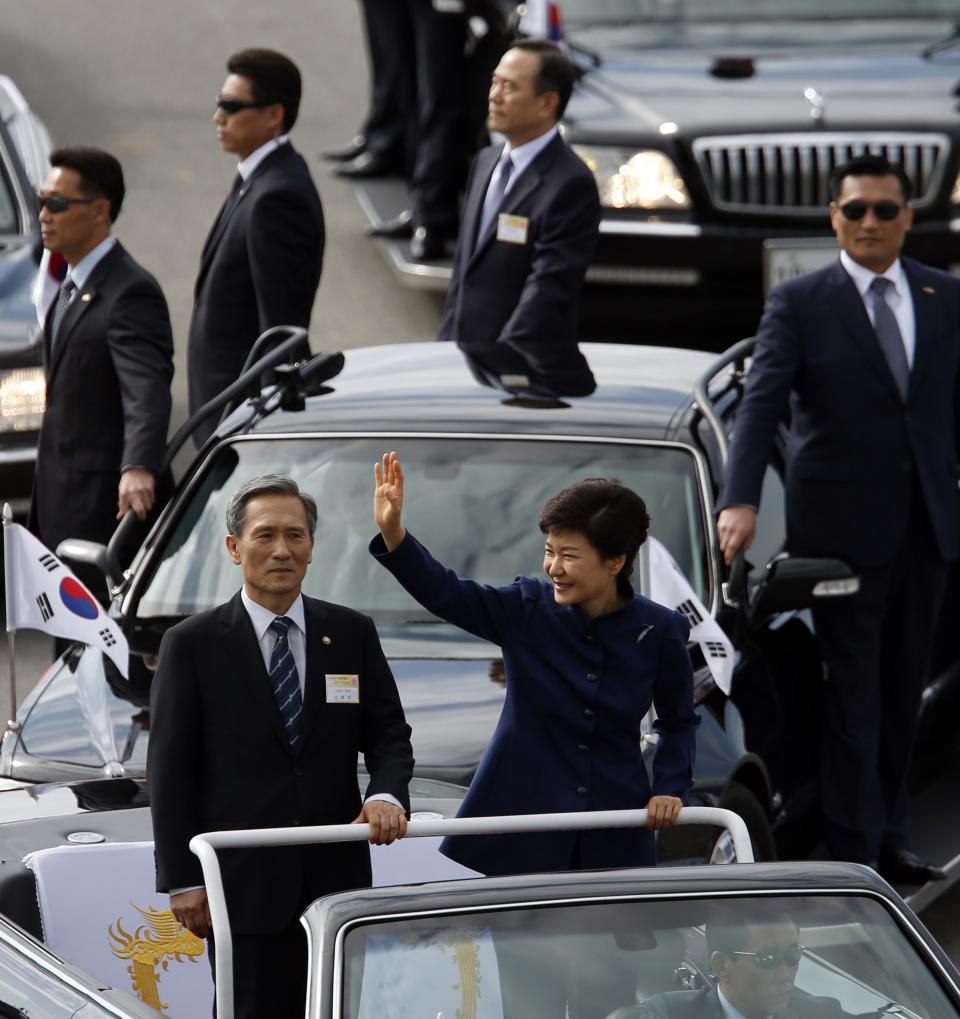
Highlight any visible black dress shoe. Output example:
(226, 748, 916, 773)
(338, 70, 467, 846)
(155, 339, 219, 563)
(877, 847, 946, 884)
(367, 209, 413, 239)
(409, 226, 448, 261)
(332, 151, 401, 180)
(321, 135, 366, 162)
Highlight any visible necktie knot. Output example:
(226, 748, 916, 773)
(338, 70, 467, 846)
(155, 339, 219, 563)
(270, 616, 293, 639)
(870, 276, 892, 298)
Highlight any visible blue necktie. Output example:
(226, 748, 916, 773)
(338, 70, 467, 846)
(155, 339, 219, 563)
(478, 154, 514, 244)
(268, 616, 303, 750)
(869, 276, 910, 401)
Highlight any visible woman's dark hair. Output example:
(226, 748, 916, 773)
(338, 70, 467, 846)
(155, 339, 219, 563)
(538, 478, 650, 597)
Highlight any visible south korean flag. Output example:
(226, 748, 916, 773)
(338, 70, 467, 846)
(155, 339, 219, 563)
(646, 537, 734, 695)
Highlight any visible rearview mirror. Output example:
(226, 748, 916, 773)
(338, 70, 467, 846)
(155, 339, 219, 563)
(750, 553, 859, 619)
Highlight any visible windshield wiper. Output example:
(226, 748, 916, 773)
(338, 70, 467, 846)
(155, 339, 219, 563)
(923, 19, 960, 59)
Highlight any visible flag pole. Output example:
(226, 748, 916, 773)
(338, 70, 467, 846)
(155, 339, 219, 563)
(2, 503, 18, 728)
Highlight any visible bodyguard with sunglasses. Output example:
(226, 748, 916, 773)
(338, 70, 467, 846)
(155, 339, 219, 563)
(29, 147, 173, 581)
(640, 907, 851, 1019)
(188, 48, 324, 445)
(717, 155, 960, 883)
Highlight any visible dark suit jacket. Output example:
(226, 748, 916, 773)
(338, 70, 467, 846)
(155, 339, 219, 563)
(28, 242, 173, 552)
(187, 143, 325, 426)
(639, 985, 852, 1019)
(718, 257, 960, 568)
(147, 592, 413, 934)
(437, 132, 600, 397)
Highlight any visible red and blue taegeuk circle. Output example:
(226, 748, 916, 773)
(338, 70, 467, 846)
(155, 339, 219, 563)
(58, 578, 99, 620)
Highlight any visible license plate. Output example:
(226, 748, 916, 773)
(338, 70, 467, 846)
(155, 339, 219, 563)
(762, 239, 837, 294)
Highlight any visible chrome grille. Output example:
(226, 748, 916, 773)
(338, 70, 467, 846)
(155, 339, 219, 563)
(692, 132, 950, 215)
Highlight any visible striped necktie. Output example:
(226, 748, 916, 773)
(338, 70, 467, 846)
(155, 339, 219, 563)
(268, 616, 303, 750)
(478, 154, 514, 243)
(49, 278, 77, 350)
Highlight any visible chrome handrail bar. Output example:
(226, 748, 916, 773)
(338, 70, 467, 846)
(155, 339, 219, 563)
(190, 806, 752, 1019)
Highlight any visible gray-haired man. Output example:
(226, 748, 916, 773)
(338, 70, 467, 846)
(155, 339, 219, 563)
(147, 475, 413, 1019)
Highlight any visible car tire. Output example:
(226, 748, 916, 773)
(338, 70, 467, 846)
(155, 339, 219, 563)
(711, 781, 776, 863)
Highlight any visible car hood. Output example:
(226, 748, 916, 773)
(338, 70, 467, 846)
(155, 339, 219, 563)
(567, 24, 960, 138)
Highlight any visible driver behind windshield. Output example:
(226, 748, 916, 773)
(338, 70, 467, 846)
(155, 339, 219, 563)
(641, 906, 850, 1019)
(370, 450, 699, 877)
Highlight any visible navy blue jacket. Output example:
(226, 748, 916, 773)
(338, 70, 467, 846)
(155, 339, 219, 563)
(718, 257, 960, 568)
(370, 532, 698, 875)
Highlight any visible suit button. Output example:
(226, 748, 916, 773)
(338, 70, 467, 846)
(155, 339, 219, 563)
(294, 767, 304, 777)
(586, 673, 597, 681)
(584, 708, 594, 718)
(904, 411, 912, 423)
(585, 635, 596, 644)
(577, 786, 588, 796)
(901, 460, 911, 472)
(292, 817, 300, 826)
(577, 744, 588, 752)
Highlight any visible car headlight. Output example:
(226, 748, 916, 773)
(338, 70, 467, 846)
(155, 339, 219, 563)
(0, 367, 45, 432)
(572, 146, 690, 209)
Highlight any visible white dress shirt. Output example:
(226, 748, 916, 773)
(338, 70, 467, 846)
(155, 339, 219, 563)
(237, 134, 289, 181)
(481, 125, 559, 229)
(718, 986, 767, 1019)
(839, 249, 916, 368)
(52, 235, 117, 325)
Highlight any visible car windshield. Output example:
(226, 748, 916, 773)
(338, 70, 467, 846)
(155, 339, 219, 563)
(135, 435, 709, 628)
(0, 155, 18, 234)
(340, 894, 957, 1019)
(558, 0, 960, 21)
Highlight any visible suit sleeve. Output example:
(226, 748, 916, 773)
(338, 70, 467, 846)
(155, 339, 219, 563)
(148, 626, 205, 892)
(497, 169, 600, 353)
(358, 614, 414, 810)
(247, 186, 325, 334)
(717, 282, 804, 511)
(650, 610, 699, 799)
(369, 531, 520, 646)
(107, 276, 174, 474)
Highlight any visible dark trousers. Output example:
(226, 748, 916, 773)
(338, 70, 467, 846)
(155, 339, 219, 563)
(208, 922, 307, 1019)
(814, 488, 948, 863)
(359, 0, 414, 165)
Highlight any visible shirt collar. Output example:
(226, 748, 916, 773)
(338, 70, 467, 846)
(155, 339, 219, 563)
(237, 134, 289, 181)
(717, 986, 765, 1019)
(502, 125, 559, 179)
(240, 586, 306, 641)
(68, 235, 117, 290)
(840, 248, 906, 300)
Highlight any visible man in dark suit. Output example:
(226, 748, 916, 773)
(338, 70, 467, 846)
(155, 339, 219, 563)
(716, 155, 960, 881)
(148, 475, 413, 1019)
(188, 49, 325, 443)
(29, 146, 173, 559)
(437, 39, 599, 399)
(640, 907, 850, 1019)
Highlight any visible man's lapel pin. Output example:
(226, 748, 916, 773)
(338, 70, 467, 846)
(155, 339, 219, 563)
(636, 624, 654, 644)
(321, 635, 333, 646)
(922, 286, 936, 295)
(80, 293, 93, 302)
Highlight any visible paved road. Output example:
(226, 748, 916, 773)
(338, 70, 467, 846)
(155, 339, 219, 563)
(3, 0, 960, 968)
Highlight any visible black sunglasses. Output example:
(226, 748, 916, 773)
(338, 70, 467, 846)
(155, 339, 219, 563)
(35, 193, 99, 214)
(731, 947, 805, 969)
(838, 200, 903, 222)
(215, 97, 274, 116)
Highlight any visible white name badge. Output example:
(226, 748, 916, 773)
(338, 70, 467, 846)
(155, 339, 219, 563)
(497, 213, 529, 245)
(325, 674, 360, 704)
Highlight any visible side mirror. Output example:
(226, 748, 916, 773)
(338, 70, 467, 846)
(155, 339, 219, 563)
(56, 538, 111, 586)
(750, 553, 859, 619)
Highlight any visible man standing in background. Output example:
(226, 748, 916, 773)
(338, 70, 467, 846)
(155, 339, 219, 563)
(188, 49, 325, 443)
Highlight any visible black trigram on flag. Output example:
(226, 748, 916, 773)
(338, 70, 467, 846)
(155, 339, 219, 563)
(36, 593, 54, 621)
(37, 553, 59, 573)
(704, 641, 729, 659)
(98, 627, 117, 647)
(675, 599, 704, 627)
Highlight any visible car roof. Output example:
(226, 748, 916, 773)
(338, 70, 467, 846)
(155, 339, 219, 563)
(306, 860, 906, 930)
(239, 342, 716, 442)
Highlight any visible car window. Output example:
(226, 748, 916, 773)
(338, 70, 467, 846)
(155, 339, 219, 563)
(0, 154, 18, 233)
(340, 894, 958, 1019)
(135, 436, 711, 622)
(748, 465, 786, 575)
(558, 0, 959, 21)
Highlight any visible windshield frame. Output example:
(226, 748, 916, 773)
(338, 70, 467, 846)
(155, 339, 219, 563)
(121, 430, 719, 630)
(328, 886, 960, 1019)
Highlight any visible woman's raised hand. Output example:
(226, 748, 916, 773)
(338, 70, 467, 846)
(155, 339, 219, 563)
(374, 451, 407, 552)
